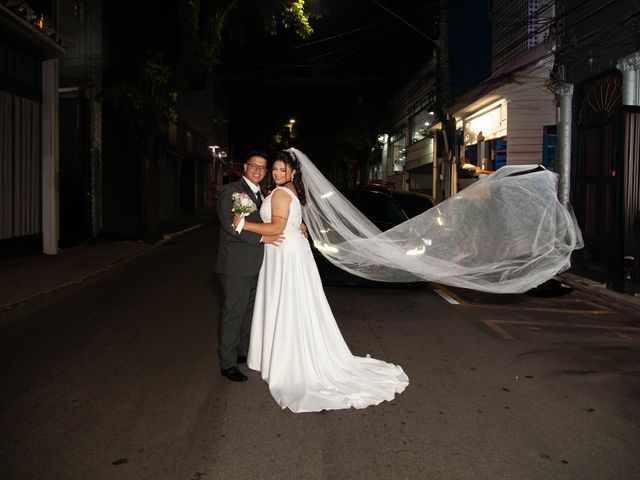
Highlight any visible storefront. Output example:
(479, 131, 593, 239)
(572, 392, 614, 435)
(445, 99, 510, 194)
(461, 99, 507, 170)
(434, 54, 557, 196)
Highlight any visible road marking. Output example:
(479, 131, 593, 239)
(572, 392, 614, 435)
(430, 284, 613, 314)
(469, 304, 614, 315)
(481, 319, 640, 340)
(579, 300, 616, 313)
(432, 285, 465, 304)
(482, 320, 515, 340)
(433, 288, 460, 305)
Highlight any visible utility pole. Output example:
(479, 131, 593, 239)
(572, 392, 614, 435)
(437, 0, 455, 200)
(372, 0, 452, 199)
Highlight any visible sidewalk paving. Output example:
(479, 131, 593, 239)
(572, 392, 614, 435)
(0, 209, 216, 314)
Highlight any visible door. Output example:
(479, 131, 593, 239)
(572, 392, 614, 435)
(59, 96, 91, 248)
(572, 73, 621, 285)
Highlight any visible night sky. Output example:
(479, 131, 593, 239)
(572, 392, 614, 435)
(103, 0, 485, 168)
(217, 0, 438, 162)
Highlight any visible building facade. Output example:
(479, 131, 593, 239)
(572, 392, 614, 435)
(57, 0, 103, 248)
(1, 1, 64, 256)
(378, 0, 640, 293)
(555, 0, 640, 291)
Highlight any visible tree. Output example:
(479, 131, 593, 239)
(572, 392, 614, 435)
(108, 0, 316, 241)
(333, 95, 390, 187)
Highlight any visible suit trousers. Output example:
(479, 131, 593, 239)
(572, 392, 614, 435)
(218, 273, 259, 370)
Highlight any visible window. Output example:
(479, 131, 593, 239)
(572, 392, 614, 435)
(390, 134, 406, 173)
(408, 109, 436, 145)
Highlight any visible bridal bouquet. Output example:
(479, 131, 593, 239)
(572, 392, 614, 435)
(231, 192, 257, 215)
(231, 192, 257, 233)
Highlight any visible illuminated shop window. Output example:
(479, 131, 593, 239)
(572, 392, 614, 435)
(390, 134, 406, 173)
(409, 109, 436, 145)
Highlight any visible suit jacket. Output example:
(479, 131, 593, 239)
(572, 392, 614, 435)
(215, 178, 265, 276)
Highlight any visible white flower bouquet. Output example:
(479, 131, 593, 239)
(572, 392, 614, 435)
(231, 192, 257, 233)
(231, 192, 257, 215)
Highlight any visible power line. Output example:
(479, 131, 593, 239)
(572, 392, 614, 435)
(371, 0, 439, 48)
(449, 0, 625, 90)
(290, 20, 388, 50)
(232, 23, 413, 80)
(218, 0, 637, 95)
(219, 61, 425, 68)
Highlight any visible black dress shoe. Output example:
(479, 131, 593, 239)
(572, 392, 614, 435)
(220, 366, 247, 382)
(237, 355, 247, 364)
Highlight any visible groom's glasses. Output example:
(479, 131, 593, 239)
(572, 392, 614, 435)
(247, 163, 268, 172)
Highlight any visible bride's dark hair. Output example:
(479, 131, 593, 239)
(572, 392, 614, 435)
(276, 150, 307, 205)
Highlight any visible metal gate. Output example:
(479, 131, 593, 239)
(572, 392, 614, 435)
(573, 73, 621, 284)
(573, 72, 640, 292)
(0, 90, 41, 244)
(617, 107, 640, 291)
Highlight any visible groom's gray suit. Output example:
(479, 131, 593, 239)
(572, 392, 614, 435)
(215, 177, 264, 370)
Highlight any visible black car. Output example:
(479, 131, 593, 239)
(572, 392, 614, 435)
(311, 189, 419, 287)
(340, 189, 408, 230)
(387, 189, 436, 219)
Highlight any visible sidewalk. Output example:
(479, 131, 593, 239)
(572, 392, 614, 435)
(0, 209, 216, 314)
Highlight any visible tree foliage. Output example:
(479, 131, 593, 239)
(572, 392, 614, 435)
(106, 0, 316, 240)
(109, 0, 316, 143)
(109, 53, 177, 147)
(281, 0, 314, 38)
(334, 95, 390, 184)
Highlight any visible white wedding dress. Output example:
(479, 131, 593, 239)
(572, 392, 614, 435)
(247, 186, 409, 413)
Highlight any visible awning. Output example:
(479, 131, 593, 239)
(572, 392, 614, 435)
(451, 43, 552, 119)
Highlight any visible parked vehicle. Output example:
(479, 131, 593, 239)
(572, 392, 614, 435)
(340, 189, 407, 230)
(310, 189, 420, 287)
(359, 183, 437, 219)
(357, 180, 395, 193)
(386, 189, 436, 218)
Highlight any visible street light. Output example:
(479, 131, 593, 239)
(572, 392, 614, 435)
(285, 118, 297, 143)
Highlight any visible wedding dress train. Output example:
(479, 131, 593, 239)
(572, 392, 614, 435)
(247, 187, 409, 413)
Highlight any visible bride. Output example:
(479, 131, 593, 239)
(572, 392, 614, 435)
(232, 145, 581, 412)
(232, 150, 409, 413)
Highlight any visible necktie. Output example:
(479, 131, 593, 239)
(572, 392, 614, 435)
(255, 191, 262, 208)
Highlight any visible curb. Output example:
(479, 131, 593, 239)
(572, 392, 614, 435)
(558, 272, 640, 309)
(159, 222, 209, 243)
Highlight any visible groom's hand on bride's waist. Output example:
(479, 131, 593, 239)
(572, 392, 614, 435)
(261, 234, 284, 246)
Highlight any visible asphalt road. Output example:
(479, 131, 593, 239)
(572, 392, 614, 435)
(1, 224, 639, 480)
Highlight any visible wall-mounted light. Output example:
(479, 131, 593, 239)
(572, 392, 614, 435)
(208, 145, 227, 158)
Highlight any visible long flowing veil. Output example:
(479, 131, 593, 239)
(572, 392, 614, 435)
(290, 147, 583, 294)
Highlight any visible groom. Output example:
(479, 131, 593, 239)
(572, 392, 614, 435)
(215, 151, 281, 382)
